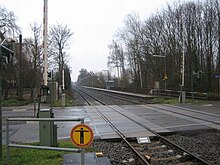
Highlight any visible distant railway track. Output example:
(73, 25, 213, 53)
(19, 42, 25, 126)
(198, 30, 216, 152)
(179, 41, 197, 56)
(73, 85, 145, 105)
(147, 104, 220, 127)
(73, 85, 212, 165)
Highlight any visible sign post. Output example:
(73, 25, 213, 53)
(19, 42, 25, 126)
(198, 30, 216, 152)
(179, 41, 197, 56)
(70, 124, 94, 165)
(215, 74, 220, 101)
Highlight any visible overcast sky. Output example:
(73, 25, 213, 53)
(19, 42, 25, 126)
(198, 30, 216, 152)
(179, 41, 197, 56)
(1, 0, 174, 81)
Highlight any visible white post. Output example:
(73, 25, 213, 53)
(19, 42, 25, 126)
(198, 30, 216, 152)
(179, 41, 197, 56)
(62, 69, 65, 108)
(180, 18, 186, 103)
(62, 69, 65, 90)
(43, 0, 48, 86)
(139, 63, 143, 88)
(182, 32, 185, 87)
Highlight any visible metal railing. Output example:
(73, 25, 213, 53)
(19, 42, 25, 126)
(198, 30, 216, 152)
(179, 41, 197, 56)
(6, 117, 84, 162)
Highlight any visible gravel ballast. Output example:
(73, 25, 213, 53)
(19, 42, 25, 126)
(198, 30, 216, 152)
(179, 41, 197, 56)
(92, 129, 220, 165)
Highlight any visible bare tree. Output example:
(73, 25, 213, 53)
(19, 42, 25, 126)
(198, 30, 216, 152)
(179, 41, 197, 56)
(108, 40, 125, 86)
(109, 0, 220, 94)
(49, 24, 73, 87)
(0, 6, 20, 37)
(22, 23, 43, 99)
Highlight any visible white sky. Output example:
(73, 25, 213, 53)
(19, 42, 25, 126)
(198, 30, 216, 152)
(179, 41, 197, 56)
(1, 0, 174, 81)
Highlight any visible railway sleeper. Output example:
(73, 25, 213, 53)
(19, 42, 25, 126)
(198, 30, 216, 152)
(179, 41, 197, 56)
(148, 149, 177, 158)
(150, 155, 194, 165)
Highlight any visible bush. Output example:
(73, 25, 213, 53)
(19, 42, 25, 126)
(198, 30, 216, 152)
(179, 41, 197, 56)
(207, 92, 219, 100)
(2, 98, 31, 106)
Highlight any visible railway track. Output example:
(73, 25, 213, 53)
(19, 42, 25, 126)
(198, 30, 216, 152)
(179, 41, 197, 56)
(161, 104, 220, 124)
(73, 85, 148, 105)
(73, 86, 212, 165)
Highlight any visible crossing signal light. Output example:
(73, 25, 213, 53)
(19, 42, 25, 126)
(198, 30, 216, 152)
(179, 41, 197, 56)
(197, 70, 204, 79)
(48, 71, 52, 78)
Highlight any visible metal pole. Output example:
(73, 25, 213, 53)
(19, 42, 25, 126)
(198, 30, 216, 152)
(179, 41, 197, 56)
(51, 70, 54, 112)
(0, 60, 2, 158)
(81, 148, 85, 165)
(18, 34, 23, 100)
(164, 55, 167, 90)
(81, 118, 85, 165)
(107, 70, 109, 90)
(6, 118, 9, 162)
(0, 103, 2, 158)
(191, 74, 194, 102)
(180, 19, 185, 103)
(219, 78, 220, 101)
(139, 63, 143, 88)
(62, 69, 65, 108)
(34, 88, 36, 117)
(43, 0, 48, 86)
(0, 89, 2, 158)
(182, 30, 185, 88)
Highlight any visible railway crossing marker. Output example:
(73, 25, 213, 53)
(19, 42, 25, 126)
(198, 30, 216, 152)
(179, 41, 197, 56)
(70, 124, 94, 148)
(70, 124, 94, 165)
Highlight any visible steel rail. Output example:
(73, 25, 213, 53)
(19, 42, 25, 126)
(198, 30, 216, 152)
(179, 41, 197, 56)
(110, 106, 212, 165)
(148, 104, 220, 125)
(74, 86, 150, 165)
(72, 86, 92, 105)
(85, 88, 142, 104)
(76, 86, 212, 165)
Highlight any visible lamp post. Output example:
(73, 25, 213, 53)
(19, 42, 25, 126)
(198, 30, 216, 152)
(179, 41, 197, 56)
(153, 54, 167, 90)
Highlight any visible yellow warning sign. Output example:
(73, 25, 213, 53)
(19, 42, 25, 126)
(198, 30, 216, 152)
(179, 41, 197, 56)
(70, 124, 94, 148)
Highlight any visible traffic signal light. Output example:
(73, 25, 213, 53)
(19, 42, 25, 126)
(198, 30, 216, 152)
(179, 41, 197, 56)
(48, 71, 52, 78)
(197, 70, 204, 79)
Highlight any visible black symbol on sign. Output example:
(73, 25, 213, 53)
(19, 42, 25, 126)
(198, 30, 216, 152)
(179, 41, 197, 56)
(75, 127, 89, 144)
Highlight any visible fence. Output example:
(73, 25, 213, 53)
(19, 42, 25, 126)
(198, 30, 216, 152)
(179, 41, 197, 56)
(6, 117, 85, 162)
